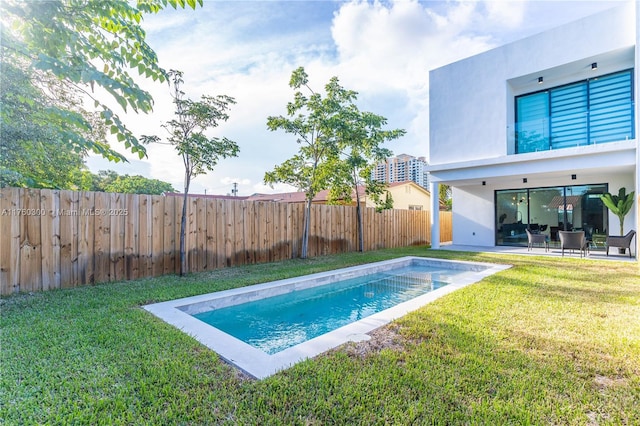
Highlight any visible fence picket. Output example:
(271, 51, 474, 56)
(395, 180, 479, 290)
(215, 199, 226, 269)
(19, 189, 42, 292)
(234, 200, 245, 265)
(125, 194, 139, 280)
(4, 188, 22, 293)
(78, 192, 95, 284)
(151, 196, 164, 277)
(204, 198, 216, 271)
(39, 189, 58, 290)
(163, 195, 175, 276)
(58, 190, 76, 288)
(110, 192, 125, 281)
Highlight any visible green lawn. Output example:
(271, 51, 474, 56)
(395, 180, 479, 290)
(1, 247, 639, 425)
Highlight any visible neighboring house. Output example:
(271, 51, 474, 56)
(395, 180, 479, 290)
(427, 2, 638, 253)
(365, 181, 432, 211)
(246, 190, 359, 206)
(165, 191, 338, 204)
(163, 192, 249, 201)
(247, 183, 434, 211)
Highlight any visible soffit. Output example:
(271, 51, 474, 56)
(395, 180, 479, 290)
(428, 141, 636, 187)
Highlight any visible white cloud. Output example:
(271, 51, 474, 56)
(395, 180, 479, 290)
(221, 177, 250, 186)
(331, 0, 495, 88)
(482, 1, 526, 29)
(252, 181, 297, 195)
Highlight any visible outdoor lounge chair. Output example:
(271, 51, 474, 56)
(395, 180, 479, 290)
(526, 228, 548, 252)
(559, 231, 588, 258)
(605, 230, 636, 258)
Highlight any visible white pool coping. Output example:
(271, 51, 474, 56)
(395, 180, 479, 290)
(143, 256, 510, 379)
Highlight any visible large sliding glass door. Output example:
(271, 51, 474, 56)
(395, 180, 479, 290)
(496, 184, 607, 247)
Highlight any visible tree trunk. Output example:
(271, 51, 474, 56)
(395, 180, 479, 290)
(301, 197, 312, 259)
(617, 216, 626, 253)
(355, 188, 364, 252)
(179, 175, 190, 276)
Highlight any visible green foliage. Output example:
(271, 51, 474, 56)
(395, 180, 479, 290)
(89, 170, 120, 191)
(1, 250, 639, 424)
(104, 174, 175, 195)
(265, 67, 357, 197)
(327, 106, 404, 208)
(439, 184, 452, 211)
(0, 57, 106, 188)
(600, 187, 635, 236)
(89, 170, 175, 194)
(1, 0, 202, 160)
(375, 191, 393, 213)
(325, 103, 404, 250)
(144, 70, 240, 188)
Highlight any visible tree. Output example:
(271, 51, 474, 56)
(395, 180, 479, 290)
(142, 70, 239, 276)
(327, 105, 405, 251)
(265, 67, 357, 259)
(376, 191, 394, 213)
(601, 187, 635, 236)
(103, 175, 175, 195)
(439, 184, 452, 211)
(1, 0, 203, 161)
(0, 56, 107, 189)
(89, 170, 175, 194)
(90, 170, 121, 191)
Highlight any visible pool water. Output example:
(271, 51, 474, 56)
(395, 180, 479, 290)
(193, 265, 450, 354)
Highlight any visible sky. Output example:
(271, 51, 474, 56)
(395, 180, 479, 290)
(86, 0, 626, 196)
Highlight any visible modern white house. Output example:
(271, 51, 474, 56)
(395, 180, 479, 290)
(427, 1, 639, 257)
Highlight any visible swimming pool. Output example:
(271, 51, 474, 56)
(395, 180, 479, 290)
(144, 256, 509, 379)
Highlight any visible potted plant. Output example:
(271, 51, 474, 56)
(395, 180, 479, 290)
(600, 187, 635, 253)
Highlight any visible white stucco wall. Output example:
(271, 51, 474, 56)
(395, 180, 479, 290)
(451, 186, 495, 246)
(429, 2, 636, 166)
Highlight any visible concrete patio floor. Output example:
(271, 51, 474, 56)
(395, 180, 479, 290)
(435, 242, 637, 262)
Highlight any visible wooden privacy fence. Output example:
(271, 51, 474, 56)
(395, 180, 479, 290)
(0, 188, 452, 295)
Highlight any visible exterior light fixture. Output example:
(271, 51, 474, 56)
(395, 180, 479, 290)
(591, 62, 598, 70)
(538, 76, 543, 84)
(571, 174, 577, 180)
(482, 181, 486, 186)
(523, 178, 528, 183)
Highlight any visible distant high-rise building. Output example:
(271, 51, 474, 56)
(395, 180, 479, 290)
(372, 154, 429, 188)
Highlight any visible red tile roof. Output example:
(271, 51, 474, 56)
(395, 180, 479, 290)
(163, 192, 249, 200)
